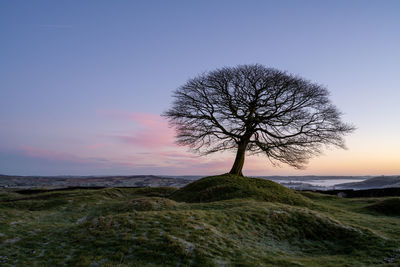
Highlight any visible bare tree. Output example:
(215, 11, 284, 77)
(163, 64, 355, 176)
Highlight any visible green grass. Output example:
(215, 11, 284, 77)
(170, 174, 311, 206)
(0, 175, 399, 266)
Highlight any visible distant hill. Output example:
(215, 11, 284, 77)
(335, 176, 400, 190)
(2, 174, 399, 190)
(0, 175, 191, 189)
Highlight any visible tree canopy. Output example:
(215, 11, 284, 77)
(163, 64, 355, 176)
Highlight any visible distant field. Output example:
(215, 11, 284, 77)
(0, 174, 190, 189)
(0, 176, 399, 266)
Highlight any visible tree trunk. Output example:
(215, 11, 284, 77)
(229, 141, 248, 176)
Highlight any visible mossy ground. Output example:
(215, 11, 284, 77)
(0, 175, 399, 266)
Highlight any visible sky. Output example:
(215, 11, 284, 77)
(1, 0, 400, 176)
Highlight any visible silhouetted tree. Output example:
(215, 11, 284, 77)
(163, 64, 355, 176)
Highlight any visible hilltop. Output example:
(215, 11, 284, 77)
(1, 174, 399, 266)
(170, 174, 311, 206)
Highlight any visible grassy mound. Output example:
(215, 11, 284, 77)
(66, 200, 390, 266)
(0, 187, 399, 266)
(366, 197, 400, 216)
(170, 174, 311, 206)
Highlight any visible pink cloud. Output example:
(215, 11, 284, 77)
(88, 143, 108, 150)
(94, 110, 277, 175)
(102, 111, 176, 149)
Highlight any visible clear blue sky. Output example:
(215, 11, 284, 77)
(1, 0, 399, 176)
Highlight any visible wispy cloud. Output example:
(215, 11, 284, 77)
(88, 143, 108, 150)
(101, 111, 176, 150)
(94, 110, 275, 175)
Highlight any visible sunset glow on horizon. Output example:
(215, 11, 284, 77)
(1, 1, 399, 176)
